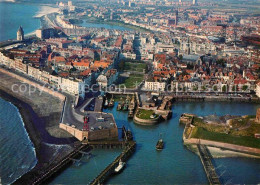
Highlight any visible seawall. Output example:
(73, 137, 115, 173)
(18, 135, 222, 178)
(0, 68, 76, 184)
(183, 138, 260, 156)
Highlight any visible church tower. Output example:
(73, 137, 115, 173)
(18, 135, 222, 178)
(17, 26, 24, 41)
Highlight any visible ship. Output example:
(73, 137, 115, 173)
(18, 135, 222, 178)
(156, 134, 164, 150)
(114, 159, 126, 173)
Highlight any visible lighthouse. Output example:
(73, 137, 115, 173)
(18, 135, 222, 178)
(17, 26, 24, 41)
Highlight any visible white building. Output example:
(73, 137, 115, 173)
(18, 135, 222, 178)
(144, 81, 166, 91)
(256, 82, 260, 98)
(61, 78, 85, 97)
(96, 74, 108, 87)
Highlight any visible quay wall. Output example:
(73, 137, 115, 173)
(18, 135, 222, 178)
(59, 123, 118, 141)
(184, 138, 260, 155)
(133, 113, 160, 125)
(173, 95, 260, 103)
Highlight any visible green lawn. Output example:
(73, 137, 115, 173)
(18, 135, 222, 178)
(120, 74, 144, 88)
(124, 62, 147, 73)
(136, 109, 158, 120)
(191, 127, 260, 149)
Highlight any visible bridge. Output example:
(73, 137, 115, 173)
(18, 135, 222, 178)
(31, 144, 91, 185)
(197, 144, 221, 185)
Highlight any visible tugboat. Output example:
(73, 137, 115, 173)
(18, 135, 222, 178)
(126, 129, 133, 140)
(156, 133, 164, 151)
(114, 159, 126, 173)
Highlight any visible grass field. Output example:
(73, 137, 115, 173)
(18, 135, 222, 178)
(191, 127, 260, 149)
(136, 109, 158, 119)
(120, 74, 144, 88)
(124, 62, 147, 73)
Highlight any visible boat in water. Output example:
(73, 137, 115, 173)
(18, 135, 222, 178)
(117, 102, 122, 110)
(108, 98, 114, 107)
(104, 99, 108, 107)
(156, 133, 164, 150)
(115, 159, 126, 173)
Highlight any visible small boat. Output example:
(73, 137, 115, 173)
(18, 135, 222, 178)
(128, 111, 134, 119)
(126, 129, 133, 140)
(115, 159, 126, 173)
(104, 99, 108, 107)
(108, 99, 114, 107)
(156, 133, 164, 150)
(123, 103, 128, 111)
(117, 103, 122, 111)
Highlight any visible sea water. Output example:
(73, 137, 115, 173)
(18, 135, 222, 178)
(0, 98, 37, 185)
(0, 2, 41, 41)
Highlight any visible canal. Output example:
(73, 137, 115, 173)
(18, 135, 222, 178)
(51, 101, 260, 184)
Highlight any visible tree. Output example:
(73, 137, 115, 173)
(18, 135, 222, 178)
(222, 85, 227, 92)
(216, 59, 226, 67)
(213, 85, 218, 91)
(242, 85, 248, 91)
(232, 85, 237, 92)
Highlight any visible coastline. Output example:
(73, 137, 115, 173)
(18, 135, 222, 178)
(33, 5, 59, 18)
(0, 74, 76, 184)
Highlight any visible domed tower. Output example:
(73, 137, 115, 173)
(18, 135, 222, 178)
(17, 26, 24, 41)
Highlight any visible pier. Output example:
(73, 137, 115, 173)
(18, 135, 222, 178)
(32, 144, 91, 185)
(173, 95, 205, 101)
(197, 144, 221, 185)
(89, 141, 136, 185)
(82, 140, 127, 149)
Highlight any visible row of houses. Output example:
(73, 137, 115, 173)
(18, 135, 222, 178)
(0, 52, 85, 97)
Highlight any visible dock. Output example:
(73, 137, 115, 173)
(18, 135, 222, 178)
(89, 141, 136, 185)
(82, 140, 126, 149)
(197, 144, 221, 185)
(32, 144, 91, 185)
(173, 95, 205, 101)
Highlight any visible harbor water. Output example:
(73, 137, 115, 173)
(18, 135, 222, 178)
(0, 98, 37, 185)
(52, 101, 260, 184)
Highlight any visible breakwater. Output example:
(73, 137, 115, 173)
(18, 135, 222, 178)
(89, 141, 136, 185)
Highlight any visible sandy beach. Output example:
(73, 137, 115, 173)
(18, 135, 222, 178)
(34, 5, 59, 18)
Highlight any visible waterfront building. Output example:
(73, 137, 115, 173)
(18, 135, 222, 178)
(59, 112, 118, 141)
(17, 26, 24, 41)
(144, 77, 166, 91)
(256, 82, 260, 98)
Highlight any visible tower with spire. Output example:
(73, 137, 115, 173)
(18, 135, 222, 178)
(17, 26, 24, 41)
